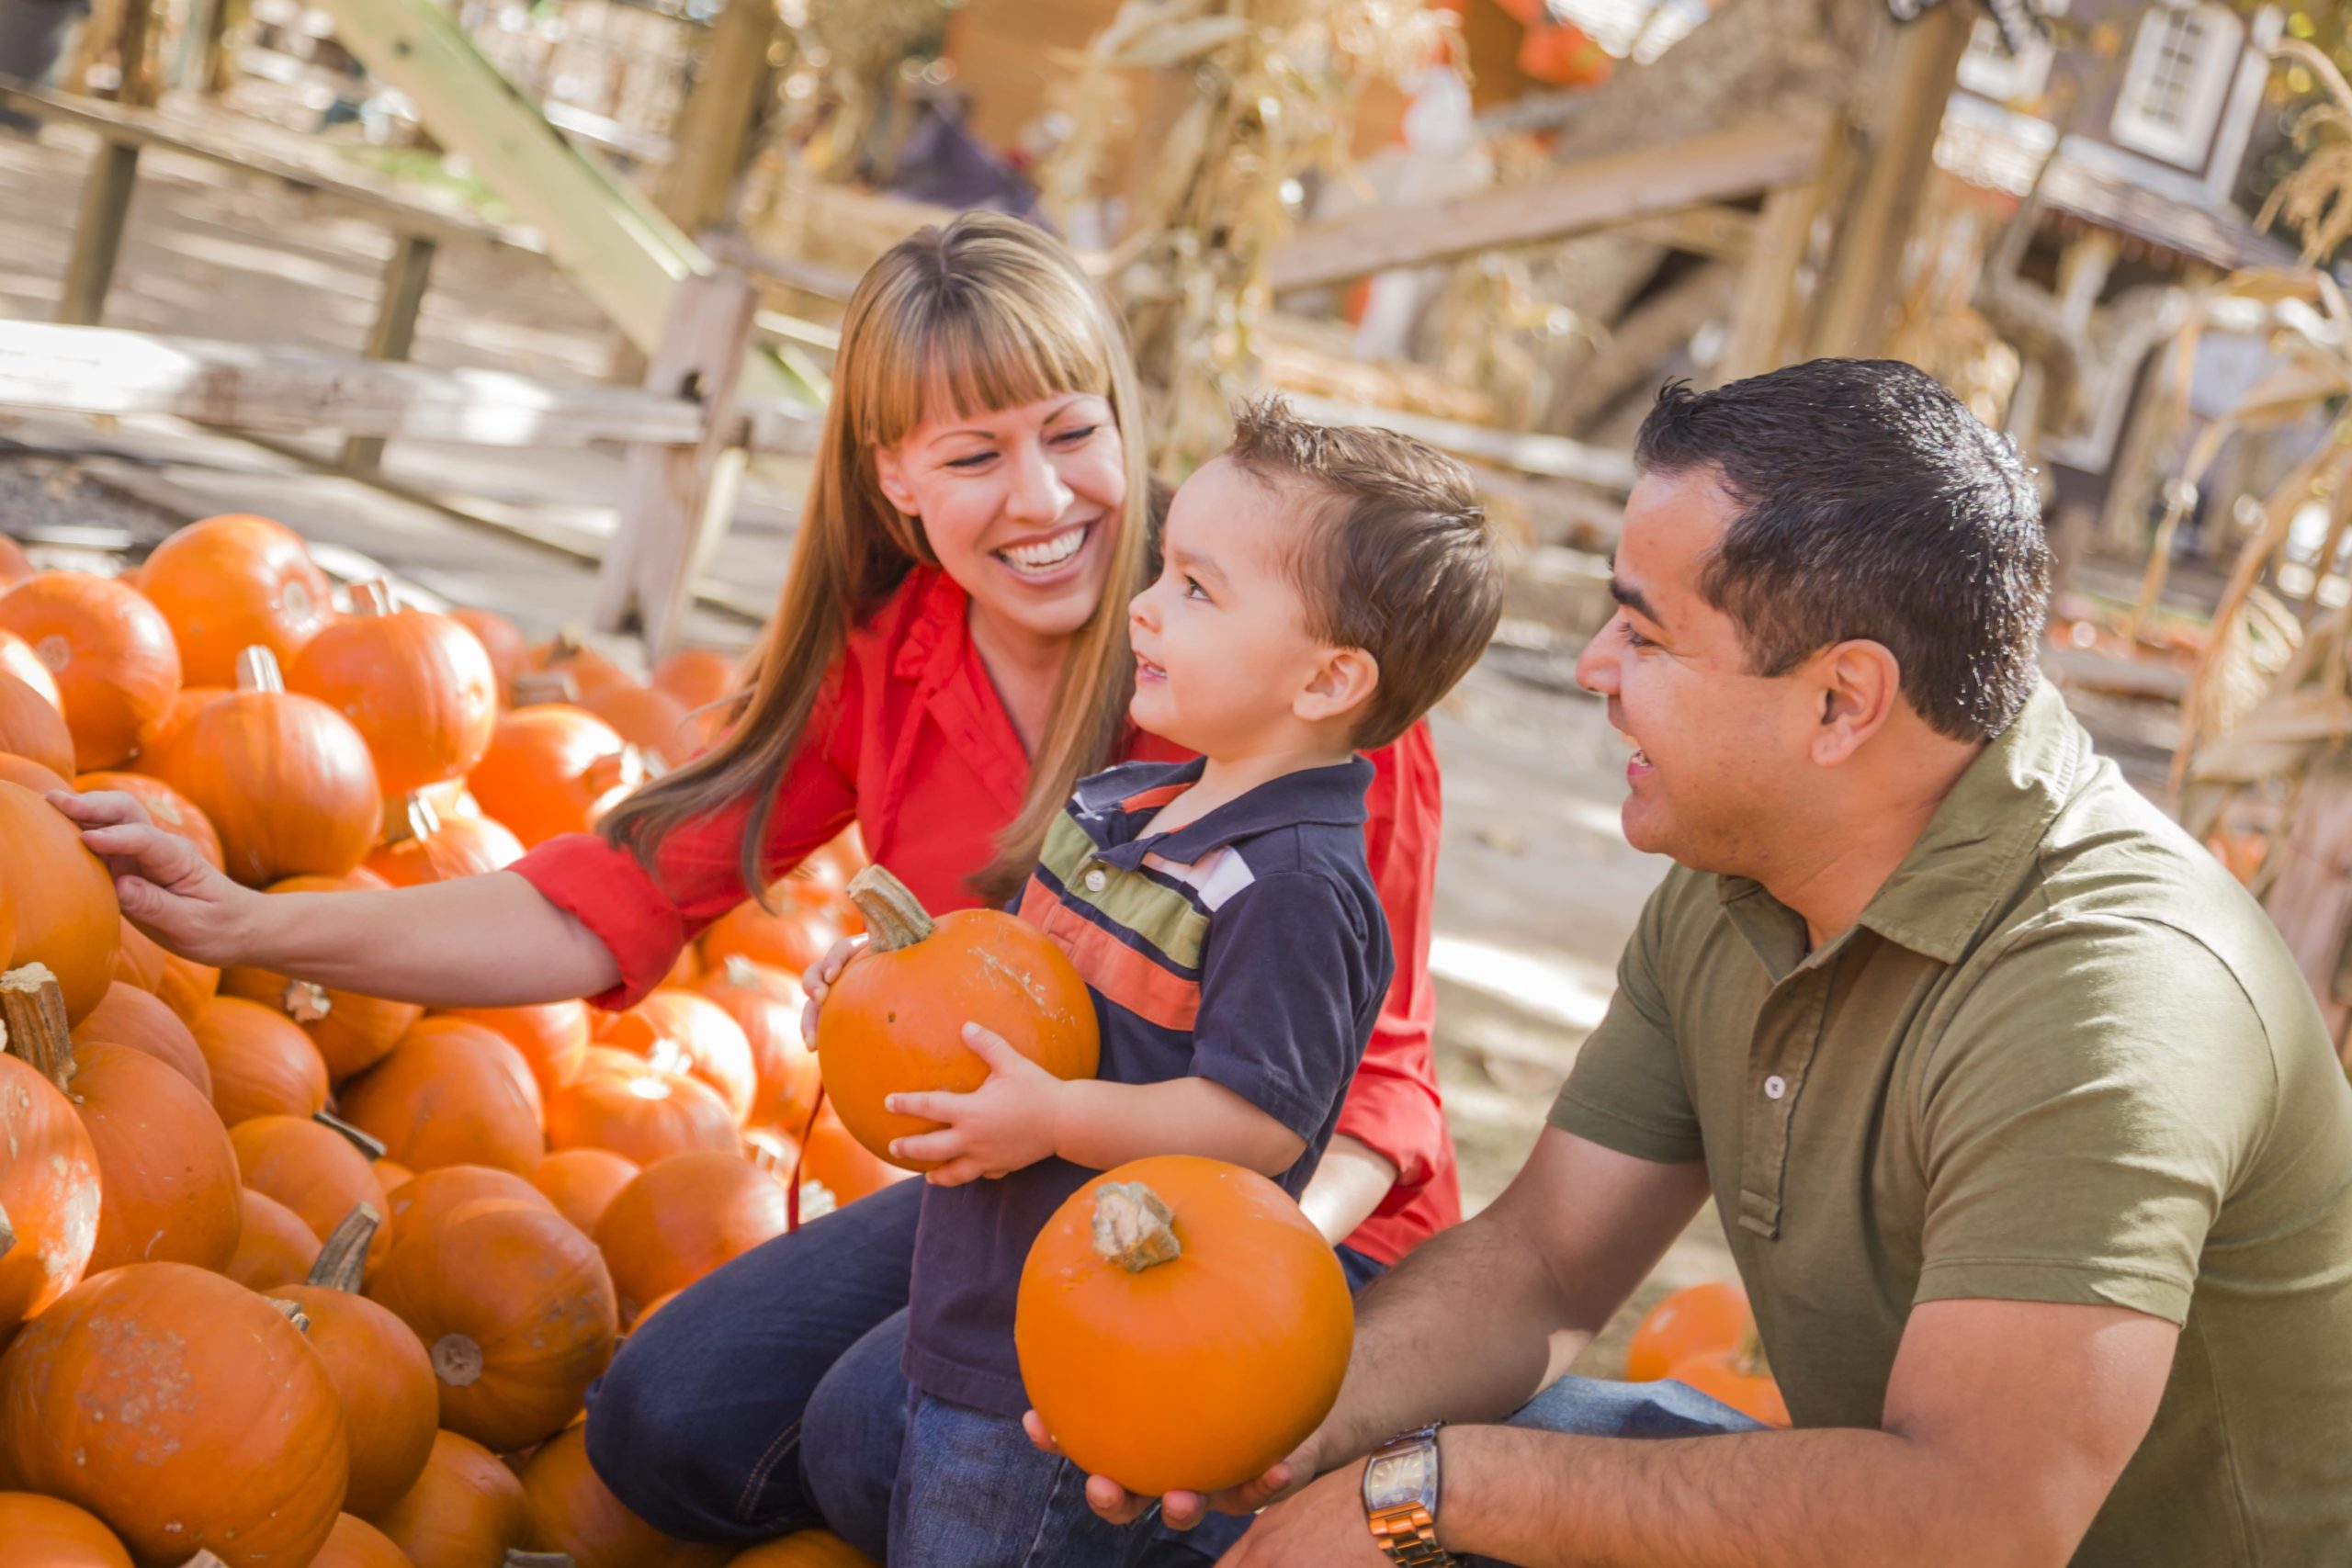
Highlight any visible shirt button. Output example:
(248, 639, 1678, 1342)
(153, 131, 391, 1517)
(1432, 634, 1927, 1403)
(1763, 1075, 1788, 1100)
(1083, 867, 1108, 893)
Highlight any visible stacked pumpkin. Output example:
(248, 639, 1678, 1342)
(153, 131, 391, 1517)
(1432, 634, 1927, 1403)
(0, 517, 896, 1567)
(1622, 1280, 1790, 1427)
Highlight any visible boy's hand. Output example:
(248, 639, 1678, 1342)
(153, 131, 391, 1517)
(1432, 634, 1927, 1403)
(886, 1021, 1065, 1184)
(53, 788, 265, 966)
(798, 934, 867, 1043)
(1019, 1410, 1316, 1529)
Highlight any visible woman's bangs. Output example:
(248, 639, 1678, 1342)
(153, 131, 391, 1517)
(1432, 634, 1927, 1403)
(910, 290, 1114, 434)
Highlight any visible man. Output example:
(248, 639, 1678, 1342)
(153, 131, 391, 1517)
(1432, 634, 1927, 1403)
(1052, 359, 2352, 1565)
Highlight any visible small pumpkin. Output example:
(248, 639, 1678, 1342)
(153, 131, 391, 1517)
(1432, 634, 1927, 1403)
(603, 988, 757, 1126)
(1666, 1331, 1791, 1427)
(447, 607, 527, 706)
(372, 1163, 556, 1274)
(468, 704, 642, 849)
(581, 682, 698, 768)
(0, 1493, 134, 1568)
(650, 648, 739, 711)
(340, 1017, 547, 1175)
(519, 1425, 729, 1568)
(365, 1429, 531, 1568)
(794, 1103, 912, 1209)
(545, 1048, 741, 1166)
(149, 646, 382, 886)
(1624, 1280, 1753, 1383)
(0, 780, 119, 1023)
(74, 767, 225, 870)
(153, 943, 220, 1022)
(0, 750, 67, 795)
(279, 1207, 442, 1517)
(520, 632, 637, 704)
(698, 897, 839, 978)
(725, 1532, 879, 1568)
(310, 1514, 418, 1568)
(532, 1148, 641, 1238)
(364, 1195, 619, 1453)
(441, 998, 593, 1100)
(135, 513, 334, 686)
(190, 993, 330, 1124)
(367, 793, 525, 887)
(0, 627, 62, 707)
(817, 865, 1097, 1170)
(72, 979, 211, 1094)
(224, 1184, 322, 1290)
(220, 869, 423, 1080)
(0, 671, 73, 775)
(0, 1261, 350, 1567)
(1014, 1156, 1352, 1497)
(230, 1112, 385, 1242)
(697, 957, 821, 1134)
(0, 570, 182, 770)
(593, 1151, 788, 1325)
(374, 1156, 415, 1198)
(134, 682, 229, 760)
(290, 581, 500, 795)
(72, 1041, 243, 1275)
(0, 980, 99, 1322)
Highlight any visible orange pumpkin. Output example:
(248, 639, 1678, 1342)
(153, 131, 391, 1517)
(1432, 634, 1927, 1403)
(153, 944, 220, 1023)
(0, 1038, 99, 1323)
(73, 1042, 243, 1274)
(726, 1532, 878, 1568)
(0, 780, 119, 1022)
(364, 1195, 619, 1452)
(72, 979, 211, 1095)
(150, 647, 382, 885)
(448, 607, 527, 705)
(0, 1263, 348, 1565)
(1015, 1156, 1352, 1497)
(0, 751, 67, 795)
(1667, 1334, 1791, 1427)
(310, 1513, 417, 1568)
(279, 1208, 442, 1518)
(0, 570, 181, 770)
(0, 627, 63, 708)
(74, 768, 225, 870)
(546, 1048, 741, 1166)
(796, 1103, 912, 1209)
(604, 988, 757, 1126)
(519, 1424, 726, 1568)
(341, 1017, 546, 1175)
(594, 1151, 788, 1325)
(0, 671, 72, 776)
(698, 958, 821, 1134)
(374, 1156, 414, 1198)
(582, 682, 698, 767)
(651, 647, 740, 712)
(533, 1148, 641, 1238)
(522, 633, 637, 703)
(191, 993, 330, 1125)
(817, 866, 1096, 1170)
(367, 1429, 531, 1568)
(371, 1162, 555, 1275)
(135, 513, 334, 686)
(1624, 1280, 1754, 1382)
(224, 1184, 322, 1289)
(442, 998, 593, 1100)
(699, 897, 839, 978)
(220, 869, 423, 1081)
(367, 794, 525, 887)
(134, 682, 228, 760)
(0, 1492, 134, 1568)
(290, 581, 499, 795)
(469, 705, 643, 849)
(230, 1112, 383, 1242)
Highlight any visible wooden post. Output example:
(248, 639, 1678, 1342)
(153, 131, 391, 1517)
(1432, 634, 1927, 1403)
(57, 140, 141, 327)
(1715, 181, 1818, 385)
(596, 271, 760, 659)
(2258, 758, 2352, 1062)
(1804, 3, 1970, 361)
(343, 233, 439, 472)
(655, 0, 775, 237)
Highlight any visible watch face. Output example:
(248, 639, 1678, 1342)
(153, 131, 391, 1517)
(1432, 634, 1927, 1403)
(1367, 1447, 1434, 1503)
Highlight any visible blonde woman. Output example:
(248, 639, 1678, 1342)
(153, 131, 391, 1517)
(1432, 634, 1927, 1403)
(62, 213, 1457, 1557)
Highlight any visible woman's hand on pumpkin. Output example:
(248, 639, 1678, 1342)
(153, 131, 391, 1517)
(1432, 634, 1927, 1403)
(1018, 1412, 1317, 1529)
(885, 1021, 1062, 1183)
(798, 934, 867, 1043)
(51, 787, 262, 964)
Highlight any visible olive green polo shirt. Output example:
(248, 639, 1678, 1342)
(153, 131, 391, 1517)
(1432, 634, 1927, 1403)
(1555, 682, 2352, 1564)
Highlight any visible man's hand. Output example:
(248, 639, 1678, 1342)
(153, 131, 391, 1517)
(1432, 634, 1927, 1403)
(54, 788, 265, 965)
(1221, 1462, 1391, 1566)
(1020, 1410, 1318, 1531)
(885, 1022, 1065, 1184)
(798, 934, 866, 1043)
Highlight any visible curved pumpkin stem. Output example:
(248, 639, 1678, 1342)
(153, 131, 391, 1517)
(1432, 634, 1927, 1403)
(510, 670, 578, 706)
(313, 1108, 388, 1160)
(282, 979, 334, 1024)
(308, 1203, 380, 1292)
(846, 865, 935, 953)
(179, 1552, 232, 1568)
(504, 1553, 579, 1568)
(382, 792, 441, 848)
(0, 1198, 15, 1264)
(1735, 1326, 1772, 1381)
(0, 964, 76, 1096)
(1091, 1180, 1182, 1273)
(349, 579, 397, 617)
(723, 954, 763, 988)
(236, 646, 286, 694)
(266, 1297, 312, 1335)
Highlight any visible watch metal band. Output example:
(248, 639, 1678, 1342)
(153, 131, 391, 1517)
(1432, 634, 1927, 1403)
(1368, 1502, 1457, 1566)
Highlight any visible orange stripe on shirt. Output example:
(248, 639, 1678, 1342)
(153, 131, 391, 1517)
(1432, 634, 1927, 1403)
(1020, 888, 1201, 1032)
(1116, 781, 1191, 814)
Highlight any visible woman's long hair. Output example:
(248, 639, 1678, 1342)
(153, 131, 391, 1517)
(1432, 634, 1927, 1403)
(599, 212, 1155, 904)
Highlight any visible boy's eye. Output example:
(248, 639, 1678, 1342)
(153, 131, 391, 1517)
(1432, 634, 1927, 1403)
(1183, 576, 1210, 601)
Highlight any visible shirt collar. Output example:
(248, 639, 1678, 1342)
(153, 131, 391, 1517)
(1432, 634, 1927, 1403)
(1080, 755, 1376, 870)
(1715, 680, 2088, 967)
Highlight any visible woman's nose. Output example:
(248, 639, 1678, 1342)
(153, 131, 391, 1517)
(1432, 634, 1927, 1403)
(1005, 440, 1074, 524)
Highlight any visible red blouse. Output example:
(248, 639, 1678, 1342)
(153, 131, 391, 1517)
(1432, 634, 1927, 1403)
(511, 566, 1459, 1265)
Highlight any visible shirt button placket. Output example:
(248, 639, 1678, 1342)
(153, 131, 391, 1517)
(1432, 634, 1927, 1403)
(1763, 1074, 1787, 1100)
(1083, 866, 1108, 893)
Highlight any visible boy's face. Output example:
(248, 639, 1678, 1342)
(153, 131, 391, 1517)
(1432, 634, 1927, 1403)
(1127, 457, 1363, 756)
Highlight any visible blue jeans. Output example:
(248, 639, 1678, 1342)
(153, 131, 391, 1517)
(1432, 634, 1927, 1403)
(888, 1392, 1157, 1567)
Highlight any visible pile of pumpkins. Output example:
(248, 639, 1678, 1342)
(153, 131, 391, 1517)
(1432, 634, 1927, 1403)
(0, 513, 897, 1568)
(1623, 1280, 1790, 1427)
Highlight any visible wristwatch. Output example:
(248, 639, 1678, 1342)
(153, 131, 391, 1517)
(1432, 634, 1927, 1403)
(1363, 1423, 1459, 1565)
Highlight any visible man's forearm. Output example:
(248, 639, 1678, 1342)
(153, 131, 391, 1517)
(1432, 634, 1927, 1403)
(1438, 1423, 2062, 1568)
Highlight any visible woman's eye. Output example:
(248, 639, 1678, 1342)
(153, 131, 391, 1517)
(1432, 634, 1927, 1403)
(1053, 425, 1099, 446)
(944, 452, 995, 471)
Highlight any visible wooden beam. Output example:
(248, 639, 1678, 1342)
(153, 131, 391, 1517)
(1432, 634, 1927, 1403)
(1716, 181, 1819, 384)
(1615, 204, 1757, 263)
(57, 140, 141, 328)
(1280, 392, 1638, 492)
(656, 0, 774, 237)
(343, 232, 437, 471)
(1265, 110, 1828, 293)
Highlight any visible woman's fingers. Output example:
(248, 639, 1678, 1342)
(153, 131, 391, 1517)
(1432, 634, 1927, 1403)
(46, 787, 152, 829)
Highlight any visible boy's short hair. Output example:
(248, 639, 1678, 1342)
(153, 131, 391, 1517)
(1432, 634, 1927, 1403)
(1224, 396, 1504, 749)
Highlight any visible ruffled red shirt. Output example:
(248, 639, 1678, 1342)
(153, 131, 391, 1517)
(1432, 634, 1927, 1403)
(511, 566, 1458, 1264)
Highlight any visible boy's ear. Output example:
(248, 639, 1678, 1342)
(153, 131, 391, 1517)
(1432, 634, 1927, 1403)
(874, 446, 918, 515)
(1295, 647, 1379, 730)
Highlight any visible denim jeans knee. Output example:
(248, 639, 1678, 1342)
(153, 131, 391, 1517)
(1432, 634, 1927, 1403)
(799, 1308, 912, 1561)
(1505, 1371, 1769, 1440)
(889, 1393, 1159, 1568)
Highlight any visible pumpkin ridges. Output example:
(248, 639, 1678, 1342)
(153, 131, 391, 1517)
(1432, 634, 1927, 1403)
(280, 1207, 442, 1518)
(697, 898, 838, 978)
(442, 999, 594, 1100)
(592, 1152, 788, 1325)
(544, 1049, 741, 1167)
(532, 1148, 641, 1239)
(73, 769, 225, 871)
(219, 869, 423, 1081)
(696, 959, 820, 1135)
(448, 608, 526, 706)
(230, 1114, 384, 1243)
(225, 1185, 322, 1290)
(289, 582, 500, 796)
(340, 1018, 548, 1176)
(468, 705, 642, 850)
(72, 1042, 243, 1274)
(365, 1428, 531, 1568)
(519, 1424, 717, 1568)
(73, 979, 211, 1095)
(0, 1492, 135, 1568)
(370, 1164, 557, 1277)
(602, 989, 757, 1126)
(0, 671, 74, 776)
(136, 513, 334, 687)
(310, 1513, 420, 1568)
(367, 795, 525, 888)
(0, 781, 120, 1023)
(190, 993, 331, 1125)
(0, 570, 182, 771)
(0, 981, 99, 1322)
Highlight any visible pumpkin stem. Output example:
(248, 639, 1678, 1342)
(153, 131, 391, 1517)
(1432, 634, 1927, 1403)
(350, 579, 397, 617)
(845, 865, 934, 952)
(510, 670, 578, 706)
(382, 792, 441, 848)
(1735, 1326, 1772, 1381)
(266, 1298, 312, 1335)
(723, 954, 763, 989)
(0, 1198, 15, 1263)
(282, 979, 334, 1024)
(1090, 1180, 1182, 1273)
(433, 1333, 486, 1386)
(306, 1202, 379, 1292)
(0, 964, 75, 1096)
(798, 1180, 839, 1224)
(179, 1553, 232, 1568)
(504, 1554, 578, 1568)
(313, 1109, 388, 1160)
(236, 646, 286, 694)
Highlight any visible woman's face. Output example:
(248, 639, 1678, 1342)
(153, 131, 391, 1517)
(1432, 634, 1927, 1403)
(874, 391, 1127, 650)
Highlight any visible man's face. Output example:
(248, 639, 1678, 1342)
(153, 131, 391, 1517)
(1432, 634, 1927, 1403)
(1573, 468, 1823, 872)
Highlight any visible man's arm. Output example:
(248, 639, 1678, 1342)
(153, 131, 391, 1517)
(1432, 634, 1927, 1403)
(1227, 1293, 2177, 1568)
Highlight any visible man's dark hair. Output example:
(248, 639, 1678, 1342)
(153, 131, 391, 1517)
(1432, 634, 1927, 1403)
(1225, 396, 1504, 749)
(1634, 359, 2047, 743)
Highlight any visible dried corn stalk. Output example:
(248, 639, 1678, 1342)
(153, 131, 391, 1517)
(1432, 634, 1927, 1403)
(2259, 40, 2352, 266)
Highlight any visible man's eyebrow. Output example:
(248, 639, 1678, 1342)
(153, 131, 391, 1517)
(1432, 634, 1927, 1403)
(1611, 575, 1664, 627)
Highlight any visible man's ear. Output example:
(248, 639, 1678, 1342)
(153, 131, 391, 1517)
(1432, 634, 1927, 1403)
(874, 446, 919, 515)
(1296, 648, 1380, 730)
(1810, 640, 1902, 767)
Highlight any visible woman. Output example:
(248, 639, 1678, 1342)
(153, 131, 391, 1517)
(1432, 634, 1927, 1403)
(67, 213, 1456, 1551)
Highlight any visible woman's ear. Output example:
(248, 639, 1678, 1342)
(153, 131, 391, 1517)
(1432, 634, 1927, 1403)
(874, 445, 919, 515)
(1296, 648, 1379, 730)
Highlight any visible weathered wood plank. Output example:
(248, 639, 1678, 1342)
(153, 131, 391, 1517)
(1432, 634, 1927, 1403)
(57, 141, 141, 327)
(1265, 111, 1828, 293)
(343, 232, 438, 471)
(1279, 392, 1638, 492)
